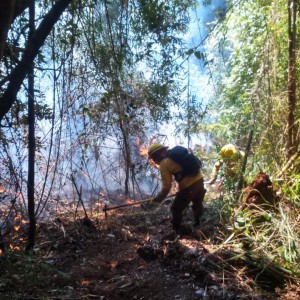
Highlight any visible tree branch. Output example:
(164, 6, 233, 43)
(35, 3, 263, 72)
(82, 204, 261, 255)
(277, 146, 300, 178)
(0, 0, 73, 123)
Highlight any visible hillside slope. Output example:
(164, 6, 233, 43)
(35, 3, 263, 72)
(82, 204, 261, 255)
(1, 198, 299, 299)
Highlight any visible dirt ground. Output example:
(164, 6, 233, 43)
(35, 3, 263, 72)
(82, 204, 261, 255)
(1, 194, 300, 300)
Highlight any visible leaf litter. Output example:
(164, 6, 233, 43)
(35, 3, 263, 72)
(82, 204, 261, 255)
(0, 195, 299, 300)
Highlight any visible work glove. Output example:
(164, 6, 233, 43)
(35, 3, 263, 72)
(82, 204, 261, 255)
(208, 178, 217, 185)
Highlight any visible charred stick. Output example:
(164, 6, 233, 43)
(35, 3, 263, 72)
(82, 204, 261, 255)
(71, 174, 88, 219)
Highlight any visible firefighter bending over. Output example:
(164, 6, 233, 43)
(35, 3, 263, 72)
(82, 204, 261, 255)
(208, 144, 244, 190)
(148, 143, 206, 232)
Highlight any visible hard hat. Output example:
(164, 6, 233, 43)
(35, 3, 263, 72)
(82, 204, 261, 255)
(220, 144, 237, 159)
(148, 143, 166, 157)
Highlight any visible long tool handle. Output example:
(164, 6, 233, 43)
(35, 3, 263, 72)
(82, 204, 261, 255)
(103, 194, 175, 212)
(103, 198, 153, 212)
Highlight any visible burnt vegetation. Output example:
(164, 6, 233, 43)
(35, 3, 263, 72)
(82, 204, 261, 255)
(1, 185, 299, 299)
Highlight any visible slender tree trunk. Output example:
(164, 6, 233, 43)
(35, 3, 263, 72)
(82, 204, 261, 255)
(287, 0, 298, 159)
(119, 116, 131, 196)
(237, 125, 254, 193)
(26, 0, 36, 252)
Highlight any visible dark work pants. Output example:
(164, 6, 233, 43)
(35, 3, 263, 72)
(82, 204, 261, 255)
(171, 178, 206, 230)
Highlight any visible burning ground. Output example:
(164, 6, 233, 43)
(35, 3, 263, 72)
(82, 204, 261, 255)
(0, 187, 300, 300)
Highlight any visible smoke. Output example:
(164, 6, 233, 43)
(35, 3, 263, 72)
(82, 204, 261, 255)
(190, 0, 226, 41)
(187, 0, 226, 73)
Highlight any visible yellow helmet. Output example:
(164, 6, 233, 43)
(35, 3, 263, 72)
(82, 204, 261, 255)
(220, 144, 238, 159)
(148, 143, 166, 157)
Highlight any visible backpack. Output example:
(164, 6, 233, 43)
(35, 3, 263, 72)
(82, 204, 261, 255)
(166, 146, 202, 182)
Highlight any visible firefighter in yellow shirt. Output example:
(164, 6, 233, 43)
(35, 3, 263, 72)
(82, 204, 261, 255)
(148, 143, 206, 231)
(208, 144, 244, 190)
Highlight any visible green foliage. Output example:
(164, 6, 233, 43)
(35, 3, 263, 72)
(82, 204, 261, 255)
(204, 0, 299, 181)
(137, 0, 194, 38)
(280, 175, 300, 205)
(0, 251, 71, 295)
(217, 193, 300, 278)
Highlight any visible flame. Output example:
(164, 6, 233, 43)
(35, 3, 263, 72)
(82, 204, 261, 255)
(139, 145, 159, 168)
(149, 158, 160, 169)
(0, 249, 2, 255)
(110, 260, 118, 269)
(139, 145, 148, 157)
(123, 199, 147, 208)
(9, 244, 20, 251)
(124, 199, 135, 205)
(0, 186, 5, 193)
(14, 225, 20, 231)
(14, 215, 21, 222)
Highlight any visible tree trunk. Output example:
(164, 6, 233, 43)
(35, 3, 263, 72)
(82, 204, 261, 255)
(286, 0, 298, 159)
(237, 125, 254, 193)
(0, 0, 72, 123)
(25, 0, 36, 252)
(119, 116, 131, 196)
